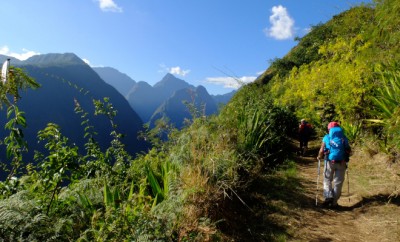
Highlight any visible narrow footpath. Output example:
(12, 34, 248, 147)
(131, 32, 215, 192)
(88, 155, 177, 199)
(288, 141, 400, 242)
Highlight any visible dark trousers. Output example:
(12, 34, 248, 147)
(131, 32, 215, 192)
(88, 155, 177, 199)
(299, 137, 308, 149)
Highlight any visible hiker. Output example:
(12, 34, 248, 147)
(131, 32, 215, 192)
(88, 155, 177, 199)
(317, 121, 351, 208)
(298, 119, 312, 156)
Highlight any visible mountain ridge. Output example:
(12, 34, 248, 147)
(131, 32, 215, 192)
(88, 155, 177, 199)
(3, 52, 236, 130)
(23, 52, 87, 66)
(149, 84, 218, 129)
(0, 53, 148, 167)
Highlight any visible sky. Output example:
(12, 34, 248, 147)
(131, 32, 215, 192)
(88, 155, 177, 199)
(0, 0, 372, 95)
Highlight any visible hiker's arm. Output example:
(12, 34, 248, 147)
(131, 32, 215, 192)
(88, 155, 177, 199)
(317, 142, 325, 159)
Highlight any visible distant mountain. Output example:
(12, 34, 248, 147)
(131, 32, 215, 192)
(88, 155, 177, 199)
(153, 73, 194, 93)
(23, 53, 86, 66)
(89, 66, 236, 127)
(0, 53, 148, 167)
(126, 73, 194, 122)
(149, 85, 218, 129)
(93, 67, 136, 98)
(125, 81, 159, 122)
(212, 90, 237, 105)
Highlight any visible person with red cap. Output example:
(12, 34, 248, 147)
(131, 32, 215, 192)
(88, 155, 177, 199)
(327, 121, 339, 130)
(298, 119, 313, 156)
(317, 121, 351, 208)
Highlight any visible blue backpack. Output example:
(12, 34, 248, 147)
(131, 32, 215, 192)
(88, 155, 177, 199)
(325, 126, 348, 161)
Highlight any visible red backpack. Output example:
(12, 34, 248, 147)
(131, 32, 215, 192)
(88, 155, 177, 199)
(299, 122, 312, 136)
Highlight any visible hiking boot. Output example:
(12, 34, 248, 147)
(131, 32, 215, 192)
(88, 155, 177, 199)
(322, 198, 334, 207)
(331, 203, 341, 210)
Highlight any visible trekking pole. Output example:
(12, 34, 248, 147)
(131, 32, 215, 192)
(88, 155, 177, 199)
(346, 163, 350, 203)
(316, 157, 321, 206)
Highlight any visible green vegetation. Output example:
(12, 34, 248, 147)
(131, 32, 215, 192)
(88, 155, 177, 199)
(0, 0, 399, 240)
(259, 0, 400, 154)
(0, 65, 297, 240)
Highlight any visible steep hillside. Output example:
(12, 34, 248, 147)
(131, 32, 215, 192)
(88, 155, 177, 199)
(213, 2, 400, 239)
(0, 53, 148, 165)
(255, 4, 381, 126)
(93, 67, 136, 98)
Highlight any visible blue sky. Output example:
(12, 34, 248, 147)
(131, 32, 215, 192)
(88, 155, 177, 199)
(0, 0, 372, 95)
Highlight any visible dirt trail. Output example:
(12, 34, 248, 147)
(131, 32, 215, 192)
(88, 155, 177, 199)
(289, 143, 400, 242)
(217, 140, 399, 242)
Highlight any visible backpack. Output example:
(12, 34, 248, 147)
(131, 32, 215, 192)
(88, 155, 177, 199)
(299, 122, 312, 137)
(325, 126, 348, 161)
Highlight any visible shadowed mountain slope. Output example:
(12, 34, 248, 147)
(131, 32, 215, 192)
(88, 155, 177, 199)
(93, 66, 136, 98)
(149, 85, 218, 129)
(0, 53, 148, 168)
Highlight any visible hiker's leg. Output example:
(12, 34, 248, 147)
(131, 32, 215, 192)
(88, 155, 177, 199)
(299, 138, 305, 154)
(303, 139, 309, 155)
(323, 160, 334, 199)
(332, 162, 346, 205)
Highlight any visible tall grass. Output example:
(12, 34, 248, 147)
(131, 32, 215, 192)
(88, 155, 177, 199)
(367, 65, 400, 156)
(341, 121, 363, 144)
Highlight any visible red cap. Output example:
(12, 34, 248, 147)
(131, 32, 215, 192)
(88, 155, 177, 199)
(327, 122, 339, 130)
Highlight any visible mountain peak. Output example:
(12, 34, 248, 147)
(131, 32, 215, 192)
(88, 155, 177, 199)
(23, 53, 86, 66)
(154, 73, 190, 88)
(196, 85, 209, 95)
(164, 72, 175, 78)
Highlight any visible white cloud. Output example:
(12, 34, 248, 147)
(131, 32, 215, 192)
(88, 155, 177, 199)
(82, 58, 91, 65)
(264, 5, 295, 40)
(159, 64, 190, 77)
(0, 46, 40, 60)
(205, 75, 257, 89)
(96, 0, 122, 12)
(169, 66, 190, 77)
